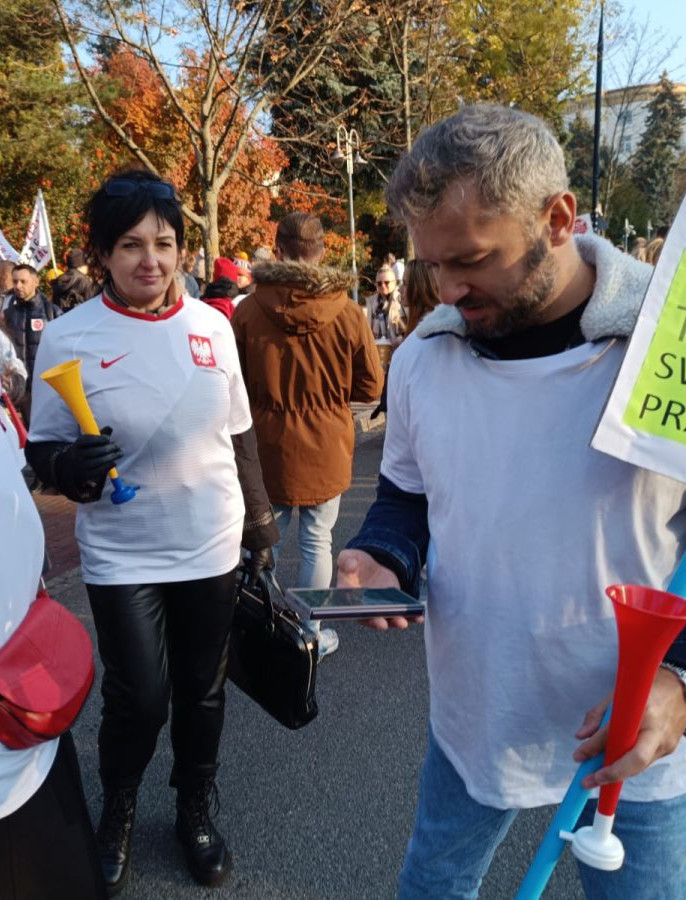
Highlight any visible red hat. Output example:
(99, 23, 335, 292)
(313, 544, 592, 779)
(213, 257, 239, 283)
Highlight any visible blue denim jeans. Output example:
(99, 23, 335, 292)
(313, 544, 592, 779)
(399, 727, 686, 899)
(272, 496, 341, 589)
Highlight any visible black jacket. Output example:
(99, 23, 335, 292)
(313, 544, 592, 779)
(4, 292, 61, 379)
(51, 268, 98, 311)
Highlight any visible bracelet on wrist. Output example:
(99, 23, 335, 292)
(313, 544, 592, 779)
(660, 661, 686, 704)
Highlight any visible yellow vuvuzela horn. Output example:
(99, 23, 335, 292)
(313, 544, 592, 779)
(40, 359, 138, 504)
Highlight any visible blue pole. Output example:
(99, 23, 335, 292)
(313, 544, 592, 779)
(516, 558, 686, 898)
(666, 553, 686, 596)
(514, 711, 609, 899)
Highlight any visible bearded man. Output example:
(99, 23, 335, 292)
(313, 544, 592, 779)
(338, 103, 686, 898)
(4, 264, 61, 424)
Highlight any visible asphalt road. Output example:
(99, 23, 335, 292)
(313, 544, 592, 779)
(51, 428, 584, 899)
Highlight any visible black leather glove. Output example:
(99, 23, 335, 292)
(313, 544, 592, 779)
(245, 547, 275, 587)
(53, 427, 123, 503)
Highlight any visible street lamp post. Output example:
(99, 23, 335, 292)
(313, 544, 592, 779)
(591, 0, 604, 234)
(333, 125, 366, 303)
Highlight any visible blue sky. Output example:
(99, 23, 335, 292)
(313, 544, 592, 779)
(611, 0, 685, 85)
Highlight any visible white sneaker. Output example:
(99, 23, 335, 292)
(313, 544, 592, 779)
(317, 628, 339, 660)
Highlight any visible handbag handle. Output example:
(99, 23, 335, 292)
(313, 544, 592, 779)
(237, 565, 285, 628)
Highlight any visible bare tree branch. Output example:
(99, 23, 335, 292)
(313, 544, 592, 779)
(52, 0, 203, 227)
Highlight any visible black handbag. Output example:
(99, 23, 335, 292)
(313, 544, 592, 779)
(227, 566, 319, 729)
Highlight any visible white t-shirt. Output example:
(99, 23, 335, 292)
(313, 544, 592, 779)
(383, 333, 686, 809)
(29, 295, 252, 585)
(0, 413, 58, 818)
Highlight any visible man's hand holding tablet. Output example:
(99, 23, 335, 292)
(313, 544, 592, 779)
(335, 549, 425, 630)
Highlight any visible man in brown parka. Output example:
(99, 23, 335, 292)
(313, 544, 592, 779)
(231, 212, 383, 657)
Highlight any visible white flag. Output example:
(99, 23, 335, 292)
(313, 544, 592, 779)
(18, 190, 53, 271)
(0, 229, 19, 262)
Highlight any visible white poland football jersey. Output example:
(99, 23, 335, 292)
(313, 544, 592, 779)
(29, 294, 252, 585)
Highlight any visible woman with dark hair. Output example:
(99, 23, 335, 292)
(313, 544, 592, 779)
(24, 169, 278, 894)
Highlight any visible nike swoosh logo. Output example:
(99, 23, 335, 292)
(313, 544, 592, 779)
(100, 353, 130, 369)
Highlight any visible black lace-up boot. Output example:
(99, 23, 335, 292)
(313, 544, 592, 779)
(175, 775, 231, 886)
(96, 785, 138, 896)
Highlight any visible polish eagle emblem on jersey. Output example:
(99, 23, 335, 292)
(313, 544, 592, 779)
(188, 334, 217, 367)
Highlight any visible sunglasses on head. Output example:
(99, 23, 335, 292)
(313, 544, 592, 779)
(104, 178, 176, 200)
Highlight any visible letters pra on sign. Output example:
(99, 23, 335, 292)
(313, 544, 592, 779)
(593, 192, 686, 483)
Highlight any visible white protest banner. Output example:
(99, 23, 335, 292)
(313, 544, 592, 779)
(18, 190, 54, 271)
(592, 194, 686, 482)
(0, 229, 19, 262)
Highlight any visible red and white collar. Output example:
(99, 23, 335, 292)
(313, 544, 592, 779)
(101, 289, 184, 321)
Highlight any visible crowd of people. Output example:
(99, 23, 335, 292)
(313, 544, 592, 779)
(2, 100, 686, 900)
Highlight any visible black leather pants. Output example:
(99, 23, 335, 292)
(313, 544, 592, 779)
(86, 570, 237, 790)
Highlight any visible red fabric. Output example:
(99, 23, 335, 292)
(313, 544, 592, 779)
(213, 257, 240, 283)
(0, 590, 95, 749)
(101, 292, 184, 321)
(203, 296, 235, 321)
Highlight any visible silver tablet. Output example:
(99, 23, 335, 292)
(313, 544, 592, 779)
(285, 587, 425, 621)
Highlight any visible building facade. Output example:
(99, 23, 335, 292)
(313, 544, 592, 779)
(564, 82, 686, 162)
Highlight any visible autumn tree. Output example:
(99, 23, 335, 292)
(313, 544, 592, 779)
(53, 0, 358, 274)
(91, 47, 286, 256)
(0, 0, 89, 261)
(440, 0, 594, 127)
(257, 4, 407, 190)
(632, 73, 686, 226)
(254, 1, 468, 271)
(264, 0, 594, 180)
(259, 0, 596, 271)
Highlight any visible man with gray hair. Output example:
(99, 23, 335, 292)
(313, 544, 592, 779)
(338, 103, 686, 897)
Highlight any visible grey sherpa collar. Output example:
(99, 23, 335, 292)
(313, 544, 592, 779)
(252, 259, 354, 295)
(415, 235, 653, 342)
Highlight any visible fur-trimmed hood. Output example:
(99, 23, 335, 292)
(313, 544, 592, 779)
(415, 234, 653, 344)
(251, 259, 355, 335)
(253, 259, 355, 294)
(229, 258, 384, 505)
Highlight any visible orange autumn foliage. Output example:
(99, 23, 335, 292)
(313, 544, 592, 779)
(96, 48, 287, 254)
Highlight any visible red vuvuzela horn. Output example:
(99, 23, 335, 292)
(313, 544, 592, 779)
(567, 584, 686, 870)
